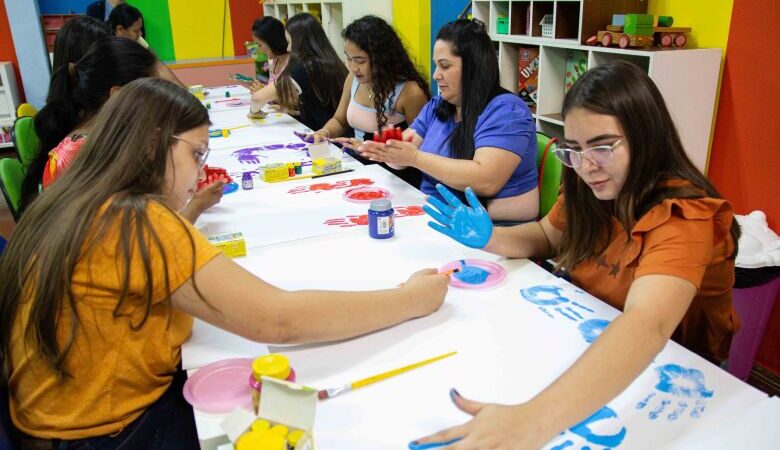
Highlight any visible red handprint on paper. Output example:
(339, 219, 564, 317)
(288, 178, 374, 194)
(323, 205, 424, 228)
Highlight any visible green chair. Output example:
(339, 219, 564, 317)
(12, 116, 40, 173)
(536, 132, 563, 218)
(0, 157, 24, 221)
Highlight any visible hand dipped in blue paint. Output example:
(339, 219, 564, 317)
(546, 406, 627, 450)
(424, 184, 493, 249)
(635, 363, 714, 421)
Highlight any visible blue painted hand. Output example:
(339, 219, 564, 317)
(424, 184, 493, 249)
(635, 364, 714, 421)
(548, 406, 627, 450)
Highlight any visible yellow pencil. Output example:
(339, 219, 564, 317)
(317, 351, 457, 400)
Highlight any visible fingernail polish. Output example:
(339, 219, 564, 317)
(449, 388, 460, 402)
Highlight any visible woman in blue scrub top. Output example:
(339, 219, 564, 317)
(360, 19, 538, 222)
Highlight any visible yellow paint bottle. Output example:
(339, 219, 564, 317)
(249, 354, 296, 414)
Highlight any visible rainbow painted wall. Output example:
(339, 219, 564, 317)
(37, 0, 264, 62)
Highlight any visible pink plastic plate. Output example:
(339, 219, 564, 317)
(439, 259, 507, 289)
(342, 186, 390, 203)
(226, 99, 251, 107)
(182, 358, 254, 413)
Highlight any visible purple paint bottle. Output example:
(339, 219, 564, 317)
(368, 199, 394, 239)
(242, 172, 253, 190)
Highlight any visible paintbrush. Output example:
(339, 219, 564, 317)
(317, 351, 457, 400)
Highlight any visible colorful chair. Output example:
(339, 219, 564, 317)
(0, 157, 24, 221)
(15, 103, 37, 118)
(536, 132, 563, 218)
(12, 116, 40, 173)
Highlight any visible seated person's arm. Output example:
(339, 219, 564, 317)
(171, 254, 449, 344)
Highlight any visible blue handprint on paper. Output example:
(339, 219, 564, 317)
(453, 260, 490, 285)
(578, 319, 610, 344)
(519, 285, 597, 321)
(635, 364, 713, 421)
(548, 406, 627, 450)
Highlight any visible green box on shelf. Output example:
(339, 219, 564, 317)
(625, 14, 654, 27)
(496, 16, 508, 34)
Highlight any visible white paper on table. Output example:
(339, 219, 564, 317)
(181, 319, 268, 370)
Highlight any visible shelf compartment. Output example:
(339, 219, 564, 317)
(531, 1, 554, 38)
(555, 1, 580, 40)
(510, 1, 531, 36)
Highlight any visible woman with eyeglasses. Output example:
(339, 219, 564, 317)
(359, 19, 539, 222)
(416, 60, 740, 448)
(1, 78, 449, 449)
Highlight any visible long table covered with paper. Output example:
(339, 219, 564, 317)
(184, 86, 778, 450)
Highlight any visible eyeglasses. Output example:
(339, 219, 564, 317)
(553, 139, 623, 168)
(172, 135, 211, 169)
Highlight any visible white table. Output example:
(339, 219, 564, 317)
(184, 87, 771, 449)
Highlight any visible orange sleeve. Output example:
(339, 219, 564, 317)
(634, 213, 715, 289)
(545, 194, 566, 231)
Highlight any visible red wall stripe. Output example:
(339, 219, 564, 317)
(708, 0, 780, 375)
(0, 1, 25, 103)
(229, 0, 264, 58)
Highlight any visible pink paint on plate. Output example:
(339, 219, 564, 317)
(343, 186, 390, 203)
(182, 358, 254, 413)
(439, 259, 507, 289)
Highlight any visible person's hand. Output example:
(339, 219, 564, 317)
(424, 184, 493, 249)
(192, 180, 226, 212)
(249, 80, 264, 94)
(410, 390, 555, 450)
(401, 268, 449, 317)
(330, 137, 363, 150)
(359, 138, 419, 166)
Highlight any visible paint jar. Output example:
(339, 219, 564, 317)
(287, 163, 295, 177)
(368, 199, 394, 239)
(294, 162, 302, 175)
(242, 172, 254, 190)
(249, 354, 296, 414)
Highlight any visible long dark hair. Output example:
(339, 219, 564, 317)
(108, 3, 142, 33)
(435, 19, 506, 160)
(276, 13, 347, 113)
(252, 16, 289, 56)
(51, 16, 111, 76)
(558, 60, 740, 269)
(342, 15, 430, 130)
(0, 78, 210, 383)
(21, 37, 157, 210)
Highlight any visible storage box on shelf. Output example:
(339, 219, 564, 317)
(472, 0, 721, 173)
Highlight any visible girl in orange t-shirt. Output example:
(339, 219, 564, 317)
(0, 78, 448, 448)
(420, 60, 740, 448)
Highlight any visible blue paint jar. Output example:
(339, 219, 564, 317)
(368, 199, 394, 239)
(242, 172, 254, 190)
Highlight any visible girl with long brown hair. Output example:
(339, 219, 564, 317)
(418, 61, 740, 448)
(0, 78, 448, 449)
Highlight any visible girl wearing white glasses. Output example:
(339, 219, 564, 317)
(417, 60, 740, 449)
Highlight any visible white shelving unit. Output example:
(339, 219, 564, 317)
(473, 0, 722, 173)
(0, 62, 21, 149)
(262, 0, 393, 64)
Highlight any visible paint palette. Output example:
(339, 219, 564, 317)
(439, 259, 507, 289)
(343, 186, 390, 203)
(182, 358, 254, 413)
